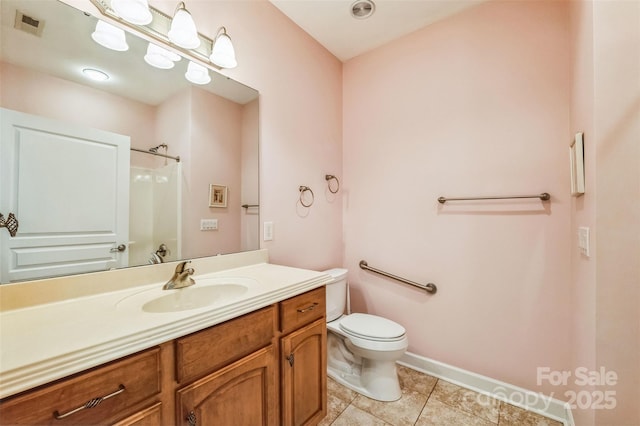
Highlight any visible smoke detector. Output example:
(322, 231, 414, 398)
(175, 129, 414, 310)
(351, 0, 375, 20)
(14, 10, 45, 37)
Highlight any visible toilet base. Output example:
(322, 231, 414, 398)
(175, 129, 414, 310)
(327, 332, 403, 402)
(327, 363, 402, 402)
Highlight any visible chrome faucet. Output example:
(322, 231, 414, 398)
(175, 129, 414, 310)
(163, 261, 195, 290)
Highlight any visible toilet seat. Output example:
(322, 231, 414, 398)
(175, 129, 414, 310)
(339, 313, 406, 342)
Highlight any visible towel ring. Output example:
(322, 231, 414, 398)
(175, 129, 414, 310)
(325, 175, 340, 194)
(299, 186, 314, 207)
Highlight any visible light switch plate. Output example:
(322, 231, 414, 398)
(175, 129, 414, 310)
(578, 227, 590, 257)
(264, 221, 273, 241)
(200, 219, 218, 231)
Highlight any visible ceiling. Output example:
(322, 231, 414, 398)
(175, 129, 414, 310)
(269, 0, 485, 62)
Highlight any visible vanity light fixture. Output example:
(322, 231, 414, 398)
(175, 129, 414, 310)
(90, 0, 238, 70)
(209, 27, 237, 69)
(185, 61, 211, 85)
(91, 20, 129, 51)
(168, 2, 200, 49)
(144, 42, 181, 69)
(82, 68, 110, 81)
(111, 0, 152, 25)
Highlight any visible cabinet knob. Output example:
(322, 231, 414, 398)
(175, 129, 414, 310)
(187, 411, 197, 426)
(286, 353, 295, 367)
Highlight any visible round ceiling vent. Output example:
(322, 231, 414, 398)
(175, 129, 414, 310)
(351, 0, 375, 19)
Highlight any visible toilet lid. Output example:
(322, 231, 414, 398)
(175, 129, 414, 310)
(339, 313, 405, 340)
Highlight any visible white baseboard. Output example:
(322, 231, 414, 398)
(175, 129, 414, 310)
(398, 352, 574, 426)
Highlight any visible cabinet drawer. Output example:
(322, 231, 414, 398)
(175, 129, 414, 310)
(113, 402, 162, 426)
(0, 348, 161, 425)
(176, 306, 276, 383)
(280, 286, 326, 335)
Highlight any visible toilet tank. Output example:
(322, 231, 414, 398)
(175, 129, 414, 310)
(323, 268, 348, 322)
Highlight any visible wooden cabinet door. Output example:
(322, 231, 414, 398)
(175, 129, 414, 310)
(176, 345, 277, 426)
(281, 318, 327, 426)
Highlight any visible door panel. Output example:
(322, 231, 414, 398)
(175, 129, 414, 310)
(0, 108, 130, 282)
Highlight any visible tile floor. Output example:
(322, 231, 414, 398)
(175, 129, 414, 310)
(319, 366, 564, 426)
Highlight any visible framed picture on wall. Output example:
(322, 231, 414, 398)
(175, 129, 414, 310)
(209, 184, 228, 207)
(570, 132, 585, 196)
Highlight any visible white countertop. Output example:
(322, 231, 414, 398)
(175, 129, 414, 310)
(0, 254, 331, 399)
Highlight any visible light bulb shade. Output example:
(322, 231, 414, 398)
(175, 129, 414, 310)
(144, 43, 175, 69)
(111, 0, 152, 25)
(210, 30, 237, 68)
(91, 20, 129, 51)
(185, 61, 211, 85)
(168, 3, 200, 49)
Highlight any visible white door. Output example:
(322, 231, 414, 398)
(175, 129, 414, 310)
(0, 108, 130, 283)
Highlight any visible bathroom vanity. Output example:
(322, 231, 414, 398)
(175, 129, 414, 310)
(0, 250, 330, 425)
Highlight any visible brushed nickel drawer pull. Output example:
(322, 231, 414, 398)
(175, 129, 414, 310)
(53, 384, 125, 420)
(297, 302, 319, 313)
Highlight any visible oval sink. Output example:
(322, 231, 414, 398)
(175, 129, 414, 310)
(143, 284, 248, 313)
(117, 277, 259, 313)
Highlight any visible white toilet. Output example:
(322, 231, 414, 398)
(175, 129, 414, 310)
(324, 268, 408, 402)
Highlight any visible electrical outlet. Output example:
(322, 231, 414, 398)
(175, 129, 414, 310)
(200, 219, 218, 231)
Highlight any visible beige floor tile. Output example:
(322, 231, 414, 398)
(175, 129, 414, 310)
(397, 365, 438, 396)
(498, 402, 564, 426)
(328, 377, 359, 403)
(318, 393, 350, 426)
(351, 388, 428, 426)
(331, 404, 392, 426)
(416, 398, 497, 426)
(431, 380, 500, 423)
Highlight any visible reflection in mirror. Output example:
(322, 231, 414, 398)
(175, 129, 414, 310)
(0, 0, 259, 283)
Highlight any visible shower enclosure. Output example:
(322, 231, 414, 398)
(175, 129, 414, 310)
(129, 162, 181, 265)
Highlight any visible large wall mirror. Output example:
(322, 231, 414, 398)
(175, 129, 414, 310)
(0, 0, 260, 283)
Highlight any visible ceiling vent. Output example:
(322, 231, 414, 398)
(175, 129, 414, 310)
(14, 10, 45, 37)
(351, 0, 375, 20)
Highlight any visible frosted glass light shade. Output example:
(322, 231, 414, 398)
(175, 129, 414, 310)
(185, 61, 210, 85)
(91, 20, 129, 51)
(144, 43, 175, 69)
(111, 0, 152, 25)
(168, 3, 200, 49)
(210, 30, 237, 69)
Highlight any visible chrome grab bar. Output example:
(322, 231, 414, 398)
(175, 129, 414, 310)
(438, 192, 550, 204)
(359, 260, 437, 294)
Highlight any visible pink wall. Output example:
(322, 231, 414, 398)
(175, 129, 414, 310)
(155, 86, 246, 259)
(343, 0, 572, 395)
(0, 61, 156, 149)
(188, 87, 243, 257)
(568, 1, 597, 424)
(569, 1, 640, 423)
(591, 1, 640, 423)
